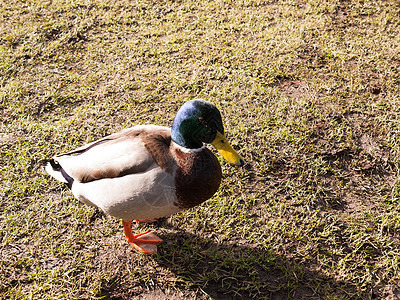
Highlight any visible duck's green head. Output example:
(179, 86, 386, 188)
(172, 99, 244, 166)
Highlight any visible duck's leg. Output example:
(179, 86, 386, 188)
(122, 220, 163, 254)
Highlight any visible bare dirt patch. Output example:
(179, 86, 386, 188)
(276, 79, 316, 101)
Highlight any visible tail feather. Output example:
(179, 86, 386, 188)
(45, 159, 74, 188)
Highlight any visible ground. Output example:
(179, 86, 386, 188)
(1, 0, 400, 299)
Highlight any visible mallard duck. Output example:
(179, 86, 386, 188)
(46, 99, 244, 254)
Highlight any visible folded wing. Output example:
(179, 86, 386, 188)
(46, 126, 172, 184)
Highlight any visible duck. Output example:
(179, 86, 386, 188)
(45, 99, 244, 254)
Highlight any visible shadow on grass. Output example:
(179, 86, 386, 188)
(99, 221, 361, 300)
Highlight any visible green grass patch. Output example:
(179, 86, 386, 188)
(1, 0, 400, 298)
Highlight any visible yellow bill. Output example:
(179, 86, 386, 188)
(211, 131, 244, 166)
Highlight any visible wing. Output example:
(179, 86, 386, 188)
(48, 125, 173, 183)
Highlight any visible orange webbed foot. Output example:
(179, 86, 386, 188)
(122, 220, 162, 254)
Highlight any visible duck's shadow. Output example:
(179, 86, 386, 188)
(143, 221, 360, 299)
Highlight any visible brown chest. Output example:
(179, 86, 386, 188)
(173, 147, 222, 209)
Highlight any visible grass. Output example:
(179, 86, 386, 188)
(1, 0, 400, 298)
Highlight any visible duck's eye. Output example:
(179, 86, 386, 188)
(221, 139, 225, 144)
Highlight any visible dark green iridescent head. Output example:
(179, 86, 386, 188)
(171, 99, 225, 149)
